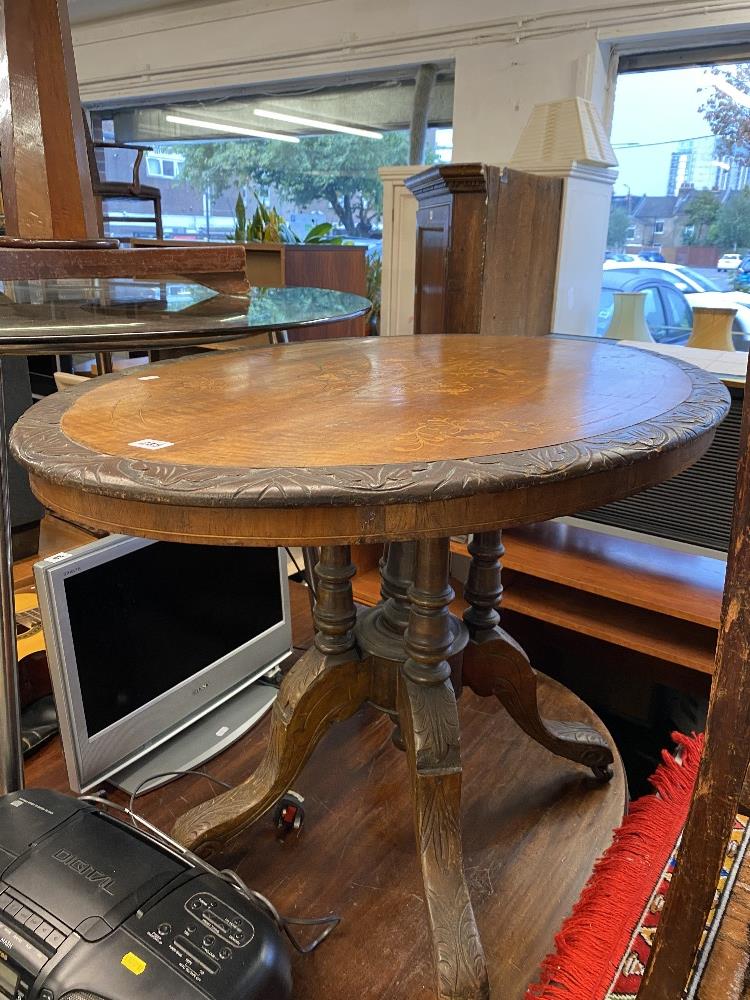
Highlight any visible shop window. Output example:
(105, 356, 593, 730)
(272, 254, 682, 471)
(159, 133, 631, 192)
(146, 155, 180, 178)
(89, 68, 455, 247)
(599, 51, 750, 355)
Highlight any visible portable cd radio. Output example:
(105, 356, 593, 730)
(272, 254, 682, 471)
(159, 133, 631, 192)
(0, 789, 292, 1000)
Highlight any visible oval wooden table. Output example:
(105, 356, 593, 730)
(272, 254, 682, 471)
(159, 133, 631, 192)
(11, 334, 731, 1000)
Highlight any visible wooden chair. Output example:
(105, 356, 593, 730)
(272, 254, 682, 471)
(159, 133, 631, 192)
(638, 352, 750, 997)
(84, 116, 164, 240)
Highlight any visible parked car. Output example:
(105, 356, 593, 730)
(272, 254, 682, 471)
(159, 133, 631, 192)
(604, 251, 636, 261)
(733, 256, 750, 289)
(603, 260, 750, 333)
(717, 252, 744, 272)
(598, 269, 749, 350)
(637, 250, 666, 262)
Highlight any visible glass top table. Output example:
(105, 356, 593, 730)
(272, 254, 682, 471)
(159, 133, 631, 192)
(0, 275, 370, 796)
(0, 278, 371, 352)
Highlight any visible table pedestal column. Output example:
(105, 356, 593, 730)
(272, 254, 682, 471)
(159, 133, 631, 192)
(398, 537, 489, 1000)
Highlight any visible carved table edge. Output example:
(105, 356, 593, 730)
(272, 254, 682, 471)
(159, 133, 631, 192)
(9, 350, 732, 511)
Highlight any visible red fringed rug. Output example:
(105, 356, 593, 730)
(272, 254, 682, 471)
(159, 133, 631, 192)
(525, 732, 750, 1000)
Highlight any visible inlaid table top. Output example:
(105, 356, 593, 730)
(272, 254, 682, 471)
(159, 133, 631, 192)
(0, 277, 371, 353)
(10, 335, 731, 545)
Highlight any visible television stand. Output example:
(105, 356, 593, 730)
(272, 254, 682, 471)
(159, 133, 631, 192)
(110, 679, 277, 797)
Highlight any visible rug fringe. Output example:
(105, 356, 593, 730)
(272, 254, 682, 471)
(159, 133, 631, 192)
(524, 731, 704, 1000)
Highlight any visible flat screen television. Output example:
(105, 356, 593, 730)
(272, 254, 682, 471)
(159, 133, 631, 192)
(34, 535, 292, 795)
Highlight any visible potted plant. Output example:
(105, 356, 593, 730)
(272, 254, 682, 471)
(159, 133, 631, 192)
(230, 193, 369, 338)
(366, 249, 382, 335)
(232, 192, 344, 245)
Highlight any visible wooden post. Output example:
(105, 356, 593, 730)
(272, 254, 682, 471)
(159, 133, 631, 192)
(640, 356, 750, 997)
(0, 0, 99, 239)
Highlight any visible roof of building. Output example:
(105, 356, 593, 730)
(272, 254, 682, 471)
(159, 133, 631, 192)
(632, 196, 678, 220)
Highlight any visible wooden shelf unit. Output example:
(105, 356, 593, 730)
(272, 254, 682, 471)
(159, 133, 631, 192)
(352, 522, 723, 689)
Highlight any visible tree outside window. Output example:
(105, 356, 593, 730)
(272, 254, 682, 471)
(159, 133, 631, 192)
(607, 206, 631, 250)
(178, 131, 413, 237)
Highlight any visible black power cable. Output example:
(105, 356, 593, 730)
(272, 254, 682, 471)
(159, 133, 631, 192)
(84, 772, 339, 956)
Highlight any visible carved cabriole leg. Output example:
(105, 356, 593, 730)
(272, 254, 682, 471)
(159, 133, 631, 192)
(462, 531, 614, 780)
(172, 545, 368, 855)
(399, 537, 489, 1000)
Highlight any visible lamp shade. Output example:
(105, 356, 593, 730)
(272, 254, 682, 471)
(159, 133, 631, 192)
(687, 306, 737, 352)
(510, 97, 618, 174)
(605, 292, 654, 343)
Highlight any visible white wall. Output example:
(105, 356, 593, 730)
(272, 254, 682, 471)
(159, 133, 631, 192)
(73, 0, 750, 163)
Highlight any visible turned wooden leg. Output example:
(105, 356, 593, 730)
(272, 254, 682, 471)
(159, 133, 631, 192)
(399, 537, 489, 1000)
(172, 545, 369, 853)
(379, 541, 418, 637)
(462, 531, 614, 781)
(379, 541, 416, 748)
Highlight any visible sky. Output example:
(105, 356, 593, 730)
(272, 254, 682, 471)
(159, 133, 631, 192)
(611, 67, 724, 198)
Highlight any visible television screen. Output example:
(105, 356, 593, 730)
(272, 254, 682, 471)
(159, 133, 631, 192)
(63, 542, 284, 736)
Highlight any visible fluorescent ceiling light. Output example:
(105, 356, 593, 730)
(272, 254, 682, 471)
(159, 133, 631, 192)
(165, 113, 299, 143)
(254, 109, 383, 139)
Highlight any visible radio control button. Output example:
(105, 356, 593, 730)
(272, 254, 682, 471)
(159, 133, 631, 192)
(174, 935, 219, 975)
(35, 921, 54, 941)
(0, 893, 11, 910)
(15, 907, 31, 924)
(4, 901, 20, 917)
(46, 930, 66, 950)
(202, 934, 215, 947)
(219, 947, 232, 960)
(24, 913, 42, 931)
(157, 923, 172, 936)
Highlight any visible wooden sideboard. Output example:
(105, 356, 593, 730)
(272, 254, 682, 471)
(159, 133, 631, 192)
(405, 164, 563, 338)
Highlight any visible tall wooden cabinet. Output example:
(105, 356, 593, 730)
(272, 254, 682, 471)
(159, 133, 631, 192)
(405, 164, 563, 337)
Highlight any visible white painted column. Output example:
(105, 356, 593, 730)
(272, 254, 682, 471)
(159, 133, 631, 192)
(549, 165, 618, 335)
(509, 97, 618, 338)
(378, 165, 423, 337)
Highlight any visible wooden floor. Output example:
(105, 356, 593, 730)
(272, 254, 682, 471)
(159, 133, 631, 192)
(25, 583, 627, 1000)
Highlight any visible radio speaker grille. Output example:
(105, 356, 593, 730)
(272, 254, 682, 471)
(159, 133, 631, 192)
(61, 993, 108, 1000)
